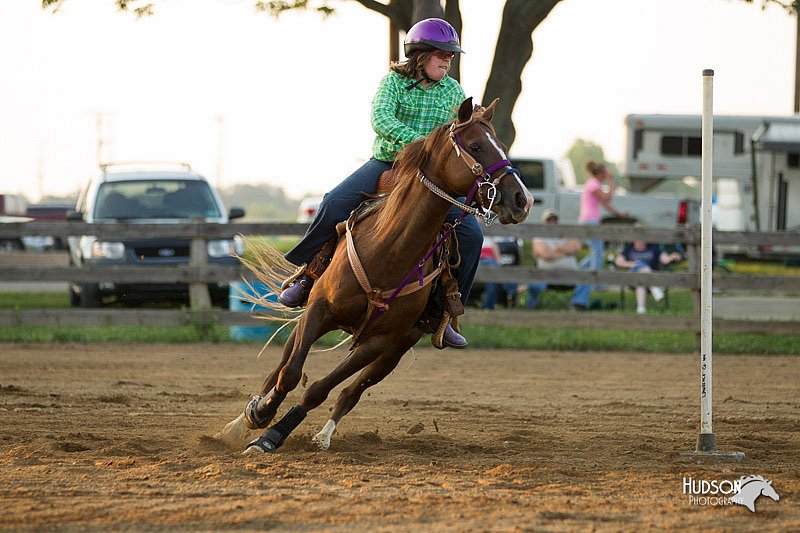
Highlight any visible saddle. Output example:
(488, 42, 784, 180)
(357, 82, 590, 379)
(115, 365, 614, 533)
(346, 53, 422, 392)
(295, 187, 463, 348)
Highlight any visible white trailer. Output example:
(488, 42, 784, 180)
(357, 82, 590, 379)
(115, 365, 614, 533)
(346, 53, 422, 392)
(622, 113, 800, 257)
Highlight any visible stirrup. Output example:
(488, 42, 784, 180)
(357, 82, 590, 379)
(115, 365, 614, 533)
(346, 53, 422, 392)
(431, 311, 452, 350)
(280, 264, 308, 291)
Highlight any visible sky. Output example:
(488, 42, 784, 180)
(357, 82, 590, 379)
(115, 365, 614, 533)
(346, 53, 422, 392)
(0, 0, 795, 203)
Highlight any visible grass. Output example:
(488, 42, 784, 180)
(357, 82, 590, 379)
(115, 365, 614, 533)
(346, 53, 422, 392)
(1, 288, 798, 354)
(0, 254, 797, 354)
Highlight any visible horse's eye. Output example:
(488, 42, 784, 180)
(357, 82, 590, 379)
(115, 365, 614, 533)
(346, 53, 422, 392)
(469, 144, 481, 153)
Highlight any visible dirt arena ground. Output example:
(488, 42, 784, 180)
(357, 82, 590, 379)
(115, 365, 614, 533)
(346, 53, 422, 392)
(0, 343, 797, 531)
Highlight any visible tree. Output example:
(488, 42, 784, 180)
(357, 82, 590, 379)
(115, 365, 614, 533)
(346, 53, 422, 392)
(565, 139, 618, 186)
(249, 0, 562, 148)
(42, 0, 561, 150)
(45, 0, 790, 148)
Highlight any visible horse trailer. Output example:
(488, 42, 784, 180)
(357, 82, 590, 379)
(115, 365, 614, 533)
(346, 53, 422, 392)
(622, 113, 800, 258)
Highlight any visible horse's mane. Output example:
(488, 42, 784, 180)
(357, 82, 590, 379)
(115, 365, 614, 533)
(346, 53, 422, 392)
(371, 124, 450, 237)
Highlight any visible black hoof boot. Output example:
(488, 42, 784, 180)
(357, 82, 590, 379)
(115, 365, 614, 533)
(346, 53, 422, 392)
(244, 405, 307, 454)
(245, 429, 284, 454)
(243, 388, 286, 430)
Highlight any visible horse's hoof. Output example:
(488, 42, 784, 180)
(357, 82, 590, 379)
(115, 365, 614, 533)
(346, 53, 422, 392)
(243, 391, 285, 430)
(312, 432, 330, 451)
(243, 437, 277, 455)
(312, 419, 336, 451)
(243, 428, 283, 455)
(214, 413, 251, 446)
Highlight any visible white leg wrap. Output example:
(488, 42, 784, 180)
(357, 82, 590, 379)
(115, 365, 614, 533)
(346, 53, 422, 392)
(214, 413, 252, 446)
(312, 419, 336, 451)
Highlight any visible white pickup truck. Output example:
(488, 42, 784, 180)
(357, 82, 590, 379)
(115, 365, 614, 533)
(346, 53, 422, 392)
(510, 157, 699, 228)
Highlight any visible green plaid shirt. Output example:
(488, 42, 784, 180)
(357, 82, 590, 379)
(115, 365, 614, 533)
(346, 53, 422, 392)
(371, 71, 466, 162)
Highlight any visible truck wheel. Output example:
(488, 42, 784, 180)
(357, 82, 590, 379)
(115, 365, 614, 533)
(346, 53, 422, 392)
(79, 284, 102, 308)
(69, 286, 80, 307)
(0, 239, 23, 252)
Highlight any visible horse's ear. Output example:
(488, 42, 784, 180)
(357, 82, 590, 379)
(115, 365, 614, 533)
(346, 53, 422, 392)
(482, 98, 500, 122)
(457, 97, 474, 124)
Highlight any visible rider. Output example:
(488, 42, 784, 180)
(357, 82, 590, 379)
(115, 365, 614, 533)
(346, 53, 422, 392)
(278, 18, 482, 349)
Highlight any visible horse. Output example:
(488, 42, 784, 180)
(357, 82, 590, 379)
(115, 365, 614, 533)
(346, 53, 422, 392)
(217, 97, 533, 454)
(730, 475, 780, 512)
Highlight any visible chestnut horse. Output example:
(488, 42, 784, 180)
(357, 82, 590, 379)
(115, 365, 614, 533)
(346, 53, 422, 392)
(218, 97, 532, 454)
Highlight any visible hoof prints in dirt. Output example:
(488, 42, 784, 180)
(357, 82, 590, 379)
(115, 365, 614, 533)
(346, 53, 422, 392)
(53, 441, 91, 453)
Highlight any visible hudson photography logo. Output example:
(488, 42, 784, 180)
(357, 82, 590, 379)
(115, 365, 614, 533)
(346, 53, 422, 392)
(682, 475, 780, 512)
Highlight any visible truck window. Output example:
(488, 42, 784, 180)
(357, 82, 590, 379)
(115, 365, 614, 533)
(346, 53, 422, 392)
(512, 160, 545, 189)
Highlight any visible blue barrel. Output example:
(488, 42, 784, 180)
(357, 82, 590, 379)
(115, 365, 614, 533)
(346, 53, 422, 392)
(229, 281, 283, 342)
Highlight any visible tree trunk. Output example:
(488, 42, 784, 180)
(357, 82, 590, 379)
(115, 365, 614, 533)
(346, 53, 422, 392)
(411, 0, 443, 22)
(445, 0, 462, 81)
(483, 0, 562, 149)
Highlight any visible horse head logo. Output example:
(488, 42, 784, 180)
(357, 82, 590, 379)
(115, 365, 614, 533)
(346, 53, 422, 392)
(730, 475, 780, 513)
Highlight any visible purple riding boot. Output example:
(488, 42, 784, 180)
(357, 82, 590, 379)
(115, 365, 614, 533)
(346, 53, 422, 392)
(443, 323, 468, 349)
(278, 274, 312, 308)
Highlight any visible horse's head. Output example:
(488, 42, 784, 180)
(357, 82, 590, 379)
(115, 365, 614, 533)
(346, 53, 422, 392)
(427, 97, 533, 224)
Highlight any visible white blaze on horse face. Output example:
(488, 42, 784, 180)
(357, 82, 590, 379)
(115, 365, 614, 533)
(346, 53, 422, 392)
(485, 131, 508, 160)
(312, 419, 336, 451)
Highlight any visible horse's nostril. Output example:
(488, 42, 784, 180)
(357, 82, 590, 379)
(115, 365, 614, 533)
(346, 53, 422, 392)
(514, 192, 528, 211)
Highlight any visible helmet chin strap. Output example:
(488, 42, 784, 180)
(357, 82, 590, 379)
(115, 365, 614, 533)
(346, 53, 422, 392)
(406, 74, 435, 90)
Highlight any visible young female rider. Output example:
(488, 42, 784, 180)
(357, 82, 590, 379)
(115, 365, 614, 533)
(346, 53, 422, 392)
(278, 18, 482, 349)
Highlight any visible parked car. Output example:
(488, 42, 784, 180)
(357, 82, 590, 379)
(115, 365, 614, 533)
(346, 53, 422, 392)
(297, 196, 322, 223)
(67, 163, 245, 308)
(0, 194, 27, 251)
(24, 204, 73, 251)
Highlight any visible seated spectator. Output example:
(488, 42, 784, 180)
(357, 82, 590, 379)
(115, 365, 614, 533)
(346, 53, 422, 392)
(614, 228, 682, 314)
(526, 209, 591, 310)
(480, 236, 518, 309)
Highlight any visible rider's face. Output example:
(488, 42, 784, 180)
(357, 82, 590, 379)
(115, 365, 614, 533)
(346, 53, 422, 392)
(424, 50, 453, 81)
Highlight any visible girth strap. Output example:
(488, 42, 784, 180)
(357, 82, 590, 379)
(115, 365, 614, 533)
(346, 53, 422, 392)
(345, 216, 444, 303)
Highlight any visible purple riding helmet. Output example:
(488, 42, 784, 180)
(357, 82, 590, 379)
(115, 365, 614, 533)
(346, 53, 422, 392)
(404, 18, 465, 56)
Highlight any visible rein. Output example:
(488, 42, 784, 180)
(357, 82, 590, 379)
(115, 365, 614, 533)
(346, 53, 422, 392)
(347, 115, 513, 344)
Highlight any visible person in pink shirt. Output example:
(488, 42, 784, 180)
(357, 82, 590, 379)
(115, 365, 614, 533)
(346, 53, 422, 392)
(575, 161, 626, 307)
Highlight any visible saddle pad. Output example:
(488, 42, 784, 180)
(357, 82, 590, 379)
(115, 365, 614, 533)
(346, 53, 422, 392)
(335, 196, 387, 237)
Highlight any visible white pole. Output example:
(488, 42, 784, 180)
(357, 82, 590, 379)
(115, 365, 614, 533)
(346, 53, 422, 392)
(698, 69, 716, 451)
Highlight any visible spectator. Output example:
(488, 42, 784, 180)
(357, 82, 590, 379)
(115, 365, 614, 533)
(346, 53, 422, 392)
(578, 161, 626, 272)
(614, 229, 682, 314)
(479, 236, 518, 309)
(526, 209, 591, 310)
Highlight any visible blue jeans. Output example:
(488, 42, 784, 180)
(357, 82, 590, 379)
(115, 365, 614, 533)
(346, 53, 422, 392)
(285, 158, 483, 305)
(575, 220, 605, 299)
(480, 258, 518, 309)
(526, 281, 591, 309)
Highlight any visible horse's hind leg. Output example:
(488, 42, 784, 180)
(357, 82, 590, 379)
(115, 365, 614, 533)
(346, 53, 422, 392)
(313, 331, 421, 450)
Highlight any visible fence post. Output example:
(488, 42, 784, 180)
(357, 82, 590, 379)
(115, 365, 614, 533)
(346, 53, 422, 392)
(189, 236, 212, 311)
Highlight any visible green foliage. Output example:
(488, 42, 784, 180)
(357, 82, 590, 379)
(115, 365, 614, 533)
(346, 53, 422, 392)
(219, 183, 300, 221)
(460, 324, 800, 355)
(564, 138, 620, 184)
(742, 0, 798, 14)
(256, 1, 336, 18)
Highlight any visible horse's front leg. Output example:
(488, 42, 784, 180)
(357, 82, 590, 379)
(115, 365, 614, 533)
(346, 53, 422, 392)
(244, 304, 332, 454)
(313, 329, 422, 450)
(214, 327, 299, 446)
(246, 328, 393, 455)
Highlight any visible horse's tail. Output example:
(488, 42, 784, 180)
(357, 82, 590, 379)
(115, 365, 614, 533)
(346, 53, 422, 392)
(234, 238, 304, 322)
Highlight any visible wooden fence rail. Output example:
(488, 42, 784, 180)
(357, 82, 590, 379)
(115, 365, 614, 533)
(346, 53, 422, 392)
(0, 220, 798, 335)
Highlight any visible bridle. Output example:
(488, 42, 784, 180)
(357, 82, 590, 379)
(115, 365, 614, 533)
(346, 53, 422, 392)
(347, 113, 520, 341)
(417, 115, 517, 226)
